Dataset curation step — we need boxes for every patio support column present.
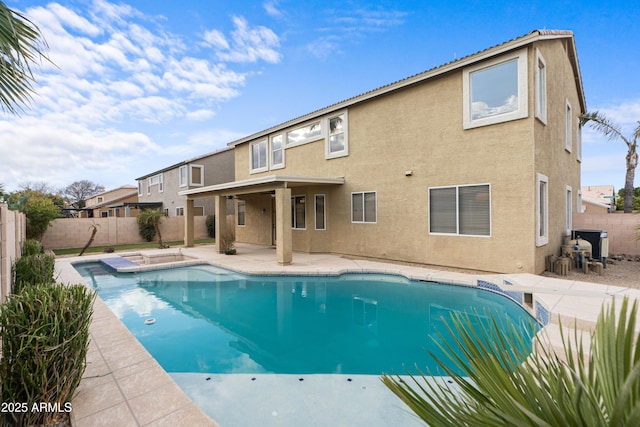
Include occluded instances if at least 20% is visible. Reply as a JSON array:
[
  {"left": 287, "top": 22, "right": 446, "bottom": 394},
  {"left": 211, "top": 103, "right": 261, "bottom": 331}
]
[
  {"left": 184, "top": 198, "right": 194, "bottom": 247},
  {"left": 275, "top": 187, "right": 292, "bottom": 265},
  {"left": 214, "top": 195, "right": 226, "bottom": 254}
]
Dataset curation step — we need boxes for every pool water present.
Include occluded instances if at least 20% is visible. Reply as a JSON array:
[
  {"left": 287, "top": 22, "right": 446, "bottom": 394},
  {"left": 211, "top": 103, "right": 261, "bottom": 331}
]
[{"left": 76, "top": 263, "right": 538, "bottom": 376}]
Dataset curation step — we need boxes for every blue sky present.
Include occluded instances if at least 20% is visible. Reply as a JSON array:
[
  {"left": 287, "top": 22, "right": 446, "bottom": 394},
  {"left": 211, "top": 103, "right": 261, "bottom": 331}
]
[{"left": 1, "top": 0, "right": 639, "bottom": 193}]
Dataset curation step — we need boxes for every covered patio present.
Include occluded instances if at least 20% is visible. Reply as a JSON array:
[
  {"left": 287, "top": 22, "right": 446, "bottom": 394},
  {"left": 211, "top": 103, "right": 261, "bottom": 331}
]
[{"left": 179, "top": 175, "right": 344, "bottom": 265}]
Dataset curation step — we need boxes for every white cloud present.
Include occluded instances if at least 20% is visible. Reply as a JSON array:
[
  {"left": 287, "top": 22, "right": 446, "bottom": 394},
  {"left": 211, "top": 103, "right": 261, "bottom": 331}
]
[
  {"left": 205, "top": 16, "right": 281, "bottom": 64},
  {"left": 263, "top": 1, "right": 285, "bottom": 18},
  {"left": 0, "top": 2, "right": 281, "bottom": 191}
]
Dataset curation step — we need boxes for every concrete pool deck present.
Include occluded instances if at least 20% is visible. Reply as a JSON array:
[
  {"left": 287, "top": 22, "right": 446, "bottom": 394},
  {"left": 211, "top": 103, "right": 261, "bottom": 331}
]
[{"left": 54, "top": 243, "right": 640, "bottom": 426}]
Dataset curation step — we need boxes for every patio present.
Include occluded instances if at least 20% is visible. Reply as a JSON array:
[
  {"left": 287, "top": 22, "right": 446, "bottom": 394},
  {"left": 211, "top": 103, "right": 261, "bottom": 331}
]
[{"left": 54, "top": 243, "right": 640, "bottom": 426}]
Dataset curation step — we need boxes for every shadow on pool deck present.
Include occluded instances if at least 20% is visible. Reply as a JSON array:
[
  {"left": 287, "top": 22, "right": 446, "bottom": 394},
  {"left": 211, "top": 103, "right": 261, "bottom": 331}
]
[{"left": 55, "top": 243, "right": 640, "bottom": 426}]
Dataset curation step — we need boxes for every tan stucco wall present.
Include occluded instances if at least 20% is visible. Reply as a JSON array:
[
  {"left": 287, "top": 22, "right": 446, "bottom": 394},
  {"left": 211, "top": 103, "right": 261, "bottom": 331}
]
[
  {"left": 232, "top": 39, "right": 583, "bottom": 274},
  {"left": 531, "top": 39, "right": 583, "bottom": 272}
]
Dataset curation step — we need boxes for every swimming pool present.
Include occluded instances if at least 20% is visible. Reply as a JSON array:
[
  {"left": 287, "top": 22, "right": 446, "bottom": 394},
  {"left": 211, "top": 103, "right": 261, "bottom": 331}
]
[{"left": 76, "top": 262, "right": 538, "bottom": 377}]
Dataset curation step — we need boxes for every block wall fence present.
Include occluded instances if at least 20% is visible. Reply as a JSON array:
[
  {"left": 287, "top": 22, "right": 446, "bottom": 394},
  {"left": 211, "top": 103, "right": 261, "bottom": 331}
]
[
  {"left": 40, "top": 215, "right": 235, "bottom": 250},
  {"left": 572, "top": 213, "right": 640, "bottom": 255},
  {"left": 0, "top": 203, "right": 27, "bottom": 301}
]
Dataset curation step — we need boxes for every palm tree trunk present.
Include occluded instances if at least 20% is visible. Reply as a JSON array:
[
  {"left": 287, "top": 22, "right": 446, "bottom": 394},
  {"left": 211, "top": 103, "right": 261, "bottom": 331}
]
[
  {"left": 155, "top": 224, "right": 164, "bottom": 248},
  {"left": 624, "top": 151, "right": 638, "bottom": 213},
  {"left": 79, "top": 227, "right": 98, "bottom": 256}
]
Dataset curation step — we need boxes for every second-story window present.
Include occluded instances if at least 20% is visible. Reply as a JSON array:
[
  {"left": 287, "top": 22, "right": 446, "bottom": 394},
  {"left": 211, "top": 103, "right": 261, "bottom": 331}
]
[
  {"left": 327, "top": 112, "right": 348, "bottom": 159},
  {"left": 463, "top": 49, "right": 527, "bottom": 129},
  {"left": 250, "top": 140, "right": 268, "bottom": 173},
  {"left": 271, "top": 135, "right": 284, "bottom": 169},
  {"left": 179, "top": 166, "right": 188, "bottom": 187}
]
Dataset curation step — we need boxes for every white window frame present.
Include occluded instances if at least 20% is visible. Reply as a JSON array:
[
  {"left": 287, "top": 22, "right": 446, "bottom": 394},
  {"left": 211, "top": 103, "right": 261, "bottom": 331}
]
[
  {"left": 250, "top": 139, "right": 268, "bottom": 174},
  {"left": 147, "top": 174, "right": 163, "bottom": 194},
  {"left": 179, "top": 166, "right": 188, "bottom": 187},
  {"left": 315, "top": 194, "right": 326, "bottom": 230},
  {"left": 565, "top": 185, "right": 573, "bottom": 235},
  {"left": 463, "top": 49, "right": 528, "bottom": 129},
  {"left": 176, "top": 207, "right": 184, "bottom": 216},
  {"left": 536, "top": 173, "right": 549, "bottom": 246},
  {"left": 428, "top": 184, "right": 492, "bottom": 237},
  {"left": 270, "top": 134, "right": 285, "bottom": 170},
  {"left": 326, "top": 111, "right": 349, "bottom": 159},
  {"left": 576, "top": 118, "right": 582, "bottom": 162},
  {"left": 137, "top": 181, "right": 143, "bottom": 196},
  {"left": 535, "top": 49, "right": 547, "bottom": 124},
  {"left": 577, "top": 189, "right": 583, "bottom": 214},
  {"left": 190, "top": 164, "right": 204, "bottom": 186},
  {"left": 291, "top": 195, "right": 306, "bottom": 230},
  {"left": 351, "top": 191, "right": 377, "bottom": 224},
  {"left": 565, "top": 99, "right": 573, "bottom": 152}
]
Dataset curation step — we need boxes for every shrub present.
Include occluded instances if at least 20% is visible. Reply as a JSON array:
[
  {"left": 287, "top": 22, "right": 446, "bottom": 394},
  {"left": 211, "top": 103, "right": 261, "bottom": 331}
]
[
  {"left": 0, "top": 283, "right": 95, "bottom": 426},
  {"left": 137, "top": 219, "right": 156, "bottom": 242},
  {"left": 21, "top": 239, "right": 44, "bottom": 256},
  {"left": 206, "top": 215, "right": 216, "bottom": 238},
  {"left": 12, "top": 253, "right": 55, "bottom": 294}
]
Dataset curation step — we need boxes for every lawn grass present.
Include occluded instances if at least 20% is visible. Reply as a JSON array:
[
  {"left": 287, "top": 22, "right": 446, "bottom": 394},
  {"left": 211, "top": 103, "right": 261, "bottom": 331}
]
[{"left": 52, "top": 238, "right": 215, "bottom": 256}]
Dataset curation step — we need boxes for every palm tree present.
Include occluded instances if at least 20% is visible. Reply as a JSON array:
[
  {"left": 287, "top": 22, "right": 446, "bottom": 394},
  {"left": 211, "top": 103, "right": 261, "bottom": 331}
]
[
  {"left": 0, "top": 1, "right": 50, "bottom": 114},
  {"left": 137, "top": 208, "right": 168, "bottom": 249},
  {"left": 381, "top": 297, "right": 640, "bottom": 426},
  {"left": 580, "top": 111, "right": 640, "bottom": 213}
]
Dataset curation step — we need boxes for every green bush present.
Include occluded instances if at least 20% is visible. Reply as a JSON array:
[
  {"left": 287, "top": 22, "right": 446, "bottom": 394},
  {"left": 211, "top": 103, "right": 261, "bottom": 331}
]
[
  {"left": 21, "top": 239, "right": 44, "bottom": 256},
  {"left": 12, "top": 253, "right": 55, "bottom": 294},
  {"left": 0, "top": 283, "right": 95, "bottom": 426},
  {"left": 206, "top": 215, "right": 216, "bottom": 238},
  {"left": 137, "top": 218, "right": 156, "bottom": 242}
]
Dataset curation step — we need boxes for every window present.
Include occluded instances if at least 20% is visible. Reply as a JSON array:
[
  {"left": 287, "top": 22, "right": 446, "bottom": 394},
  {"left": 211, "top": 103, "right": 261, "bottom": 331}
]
[
  {"left": 315, "top": 194, "right": 326, "bottom": 230},
  {"left": 137, "top": 181, "right": 142, "bottom": 196},
  {"left": 577, "top": 190, "right": 583, "bottom": 214},
  {"left": 536, "top": 174, "right": 549, "bottom": 246},
  {"left": 286, "top": 121, "right": 322, "bottom": 147},
  {"left": 429, "top": 184, "right": 491, "bottom": 236},
  {"left": 565, "top": 100, "right": 572, "bottom": 152},
  {"left": 271, "top": 135, "right": 284, "bottom": 169},
  {"left": 565, "top": 186, "right": 572, "bottom": 235},
  {"left": 190, "top": 165, "right": 204, "bottom": 186},
  {"left": 352, "top": 191, "right": 376, "bottom": 223},
  {"left": 292, "top": 196, "right": 306, "bottom": 229},
  {"left": 179, "top": 166, "right": 188, "bottom": 187},
  {"left": 237, "top": 200, "right": 245, "bottom": 226},
  {"left": 535, "top": 49, "right": 547, "bottom": 124},
  {"left": 463, "top": 49, "right": 528, "bottom": 129},
  {"left": 176, "top": 207, "right": 184, "bottom": 216},
  {"left": 97, "top": 196, "right": 104, "bottom": 203},
  {"left": 250, "top": 140, "right": 267, "bottom": 173},
  {"left": 162, "top": 208, "right": 169, "bottom": 216},
  {"left": 327, "top": 113, "right": 348, "bottom": 158},
  {"left": 147, "top": 174, "right": 163, "bottom": 194}
]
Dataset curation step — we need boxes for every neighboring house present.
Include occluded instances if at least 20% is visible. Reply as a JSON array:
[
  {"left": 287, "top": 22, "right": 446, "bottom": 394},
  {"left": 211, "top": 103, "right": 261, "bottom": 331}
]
[
  {"left": 136, "top": 147, "right": 235, "bottom": 217},
  {"left": 181, "top": 30, "right": 585, "bottom": 274},
  {"left": 581, "top": 185, "right": 616, "bottom": 213},
  {"left": 82, "top": 185, "right": 141, "bottom": 218}
]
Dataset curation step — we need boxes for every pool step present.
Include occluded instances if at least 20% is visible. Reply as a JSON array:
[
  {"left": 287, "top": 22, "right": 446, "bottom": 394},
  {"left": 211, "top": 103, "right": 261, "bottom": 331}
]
[{"left": 100, "top": 256, "right": 140, "bottom": 270}]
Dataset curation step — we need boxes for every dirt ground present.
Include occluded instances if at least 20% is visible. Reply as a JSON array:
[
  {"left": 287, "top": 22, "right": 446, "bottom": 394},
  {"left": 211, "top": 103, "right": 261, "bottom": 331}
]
[{"left": 541, "top": 257, "right": 640, "bottom": 289}]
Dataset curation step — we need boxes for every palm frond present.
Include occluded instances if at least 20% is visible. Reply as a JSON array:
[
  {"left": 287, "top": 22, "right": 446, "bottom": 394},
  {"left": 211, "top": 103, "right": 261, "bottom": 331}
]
[
  {"left": 382, "top": 297, "right": 640, "bottom": 427},
  {"left": 0, "top": 1, "right": 50, "bottom": 114}
]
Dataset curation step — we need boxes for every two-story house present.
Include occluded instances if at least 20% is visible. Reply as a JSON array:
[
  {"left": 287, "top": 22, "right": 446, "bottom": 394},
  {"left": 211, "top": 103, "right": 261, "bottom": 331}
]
[
  {"left": 180, "top": 30, "right": 585, "bottom": 274},
  {"left": 82, "top": 185, "right": 139, "bottom": 218},
  {"left": 136, "top": 147, "right": 234, "bottom": 217}
]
